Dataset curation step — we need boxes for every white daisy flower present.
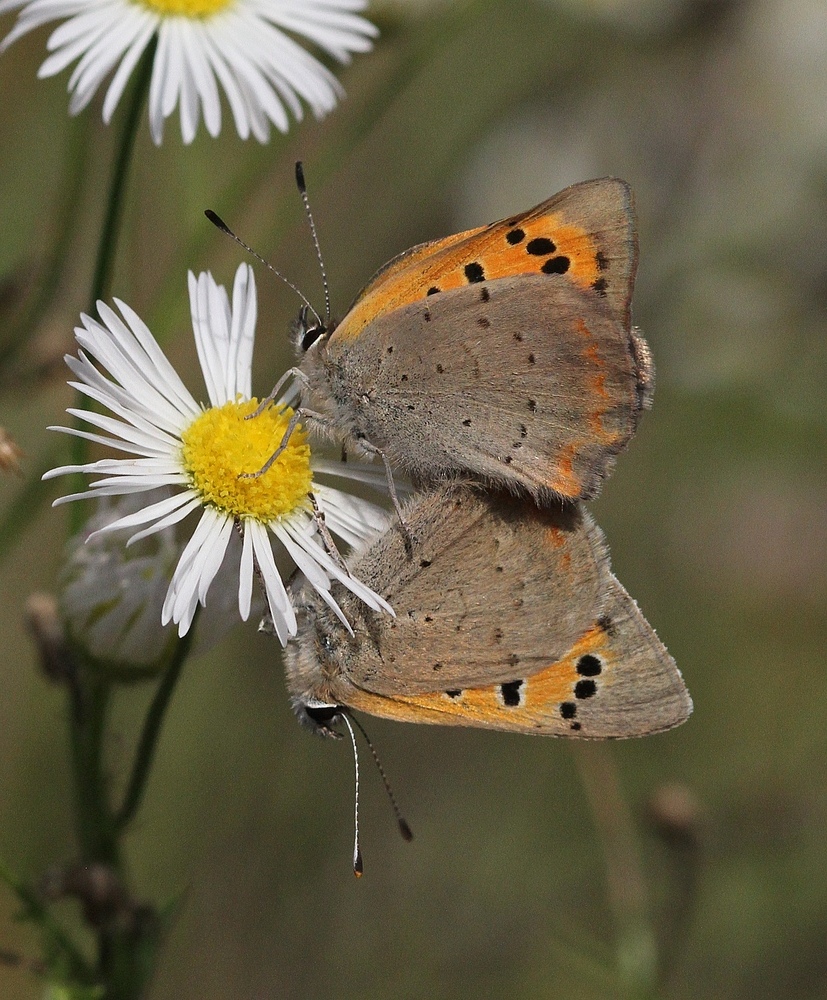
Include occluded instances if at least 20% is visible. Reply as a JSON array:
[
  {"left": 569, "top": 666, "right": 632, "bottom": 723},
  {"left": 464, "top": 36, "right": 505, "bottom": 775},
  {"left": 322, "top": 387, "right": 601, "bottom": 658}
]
[
  {"left": 59, "top": 490, "right": 255, "bottom": 664},
  {"left": 44, "top": 263, "right": 393, "bottom": 645},
  {"left": 0, "top": 0, "right": 378, "bottom": 144}
]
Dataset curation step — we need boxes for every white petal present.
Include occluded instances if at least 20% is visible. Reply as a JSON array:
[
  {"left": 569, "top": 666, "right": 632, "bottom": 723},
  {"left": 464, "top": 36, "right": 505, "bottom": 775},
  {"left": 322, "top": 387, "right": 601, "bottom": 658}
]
[
  {"left": 228, "top": 263, "right": 256, "bottom": 400},
  {"left": 125, "top": 494, "right": 202, "bottom": 545},
  {"left": 110, "top": 299, "right": 199, "bottom": 415},
  {"left": 312, "top": 483, "right": 390, "bottom": 549},
  {"left": 163, "top": 507, "right": 231, "bottom": 632},
  {"left": 276, "top": 518, "right": 392, "bottom": 615},
  {"left": 238, "top": 522, "right": 254, "bottom": 620},
  {"left": 197, "top": 24, "right": 250, "bottom": 139},
  {"left": 102, "top": 15, "right": 156, "bottom": 122},
  {"left": 47, "top": 424, "right": 162, "bottom": 457},
  {"left": 147, "top": 21, "right": 171, "bottom": 144},
  {"left": 177, "top": 17, "right": 221, "bottom": 139},
  {"left": 249, "top": 519, "right": 295, "bottom": 643},
  {"left": 88, "top": 489, "right": 198, "bottom": 536},
  {"left": 189, "top": 270, "right": 233, "bottom": 405},
  {"left": 61, "top": 403, "right": 178, "bottom": 454}
]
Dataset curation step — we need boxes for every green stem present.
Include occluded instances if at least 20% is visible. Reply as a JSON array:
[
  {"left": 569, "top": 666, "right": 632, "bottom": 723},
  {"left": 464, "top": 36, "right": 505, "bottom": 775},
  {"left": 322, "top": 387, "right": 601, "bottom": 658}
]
[
  {"left": 86, "top": 37, "right": 156, "bottom": 317},
  {"left": 68, "top": 671, "right": 120, "bottom": 868},
  {"left": 115, "top": 624, "right": 196, "bottom": 832}
]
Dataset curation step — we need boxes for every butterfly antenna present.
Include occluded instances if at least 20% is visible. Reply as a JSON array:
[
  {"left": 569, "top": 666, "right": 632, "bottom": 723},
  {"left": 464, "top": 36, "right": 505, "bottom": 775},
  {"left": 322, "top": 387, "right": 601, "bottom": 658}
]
[
  {"left": 348, "top": 712, "right": 414, "bottom": 842},
  {"left": 204, "top": 209, "right": 323, "bottom": 328},
  {"left": 294, "top": 161, "right": 332, "bottom": 328},
  {"left": 339, "top": 712, "right": 364, "bottom": 877}
]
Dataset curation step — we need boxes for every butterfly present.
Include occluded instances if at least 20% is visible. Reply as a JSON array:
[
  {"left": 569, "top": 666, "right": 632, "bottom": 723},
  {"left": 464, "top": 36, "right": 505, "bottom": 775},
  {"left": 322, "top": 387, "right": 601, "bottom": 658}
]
[
  {"left": 292, "top": 176, "right": 652, "bottom": 504},
  {"left": 285, "top": 483, "right": 691, "bottom": 739}
]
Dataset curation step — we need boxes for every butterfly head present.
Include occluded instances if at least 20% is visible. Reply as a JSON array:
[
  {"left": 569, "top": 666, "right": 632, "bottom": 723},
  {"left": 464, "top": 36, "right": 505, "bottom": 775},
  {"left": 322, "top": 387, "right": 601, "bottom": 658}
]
[
  {"left": 291, "top": 304, "right": 334, "bottom": 355},
  {"left": 293, "top": 698, "right": 347, "bottom": 738},
  {"left": 284, "top": 578, "right": 353, "bottom": 737}
]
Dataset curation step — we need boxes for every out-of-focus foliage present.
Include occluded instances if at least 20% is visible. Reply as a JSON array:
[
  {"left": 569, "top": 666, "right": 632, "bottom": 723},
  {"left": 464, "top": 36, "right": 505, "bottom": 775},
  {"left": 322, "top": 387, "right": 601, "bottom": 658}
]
[{"left": 0, "top": 0, "right": 825, "bottom": 997}]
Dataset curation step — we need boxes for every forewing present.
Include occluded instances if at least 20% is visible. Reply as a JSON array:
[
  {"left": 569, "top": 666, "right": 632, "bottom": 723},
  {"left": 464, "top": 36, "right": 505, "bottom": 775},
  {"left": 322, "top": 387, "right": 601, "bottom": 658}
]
[
  {"left": 332, "top": 178, "right": 636, "bottom": 344},
  {"left": 328, "top": 275, "right": 648, "bottom": 500}
]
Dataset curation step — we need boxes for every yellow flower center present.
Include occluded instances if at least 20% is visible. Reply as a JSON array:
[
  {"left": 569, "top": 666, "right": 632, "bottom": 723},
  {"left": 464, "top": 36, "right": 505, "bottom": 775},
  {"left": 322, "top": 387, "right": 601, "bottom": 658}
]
[
  {"left": 138, "top": 0, "right": 232, "bottom": 17},
  {"left": 181, "top": 400, "right": 313, "bottom": 522}
]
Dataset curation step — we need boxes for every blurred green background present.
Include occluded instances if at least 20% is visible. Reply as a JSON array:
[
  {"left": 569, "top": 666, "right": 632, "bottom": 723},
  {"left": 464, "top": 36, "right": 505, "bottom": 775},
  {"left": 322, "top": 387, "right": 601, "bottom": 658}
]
[{"left": 1, "top": 0, "right": 826, "bottom": 996}]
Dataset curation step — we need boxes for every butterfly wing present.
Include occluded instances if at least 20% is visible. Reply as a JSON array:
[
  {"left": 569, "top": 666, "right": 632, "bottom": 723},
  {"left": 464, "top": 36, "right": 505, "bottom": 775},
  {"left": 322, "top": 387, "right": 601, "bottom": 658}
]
[
  {"left": 285, "top": 485, "right": 691, "bottom": 738},
  {"left": 332, "top": 177, "right": 636, "bottom": 343},
  {"left": 319, "top": 275, "right": 649, "bottom": 500},
  {"left": 339, "top": 577, "right": 690, "bottom": 738}
]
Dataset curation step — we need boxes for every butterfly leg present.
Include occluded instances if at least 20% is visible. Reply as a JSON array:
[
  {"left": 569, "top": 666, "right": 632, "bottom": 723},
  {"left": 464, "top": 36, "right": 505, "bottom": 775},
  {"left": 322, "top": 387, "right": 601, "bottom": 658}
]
[
  {"left": 239, "top": 406, "right": 327, "bottom": 479},
  {"left": 247, "top": 367, "right": 309, "bottom": 419},
  {"left": 307, "top": 490, "right": 351, "bottom": 575},
  {"left": 355, "top": 438, "right": 412, "bottom": 553}
]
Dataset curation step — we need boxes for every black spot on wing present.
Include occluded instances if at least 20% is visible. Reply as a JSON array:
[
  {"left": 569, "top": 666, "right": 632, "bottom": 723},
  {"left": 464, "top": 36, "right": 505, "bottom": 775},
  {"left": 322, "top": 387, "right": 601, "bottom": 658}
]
[
  {"left": 464, "top": 262, "right": 485, "bottom": 283},
  {"left": 499, "top": 680, "right": 523, "bottom": 707},
  {"left": 506, "top": 228, "right": 525, "bottom": 245},
  {"left": 577, "top": 654, "right": 602, "bottom": 677},
  {"left": 574, "top": 679, "right": 597, "bottom": 700},
  {"left": 541, "top": 255, "right": 570, "bottom": 275},
  {"left": 527, "top": 237, "right": 556, "bottom": 255}
]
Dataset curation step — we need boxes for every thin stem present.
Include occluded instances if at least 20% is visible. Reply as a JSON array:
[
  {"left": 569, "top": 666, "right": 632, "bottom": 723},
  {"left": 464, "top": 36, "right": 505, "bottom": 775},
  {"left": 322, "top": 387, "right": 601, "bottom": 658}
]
[
  {"left": 87, "top": 37, "right": 156, "bottom": 317},
  {"left": 68, "top": 671, "right": 120, "bottom": 868},
  {"left": 574, "top": 744, "right": 658, "bottom": 999},
  {"left": 115, "top": 623, "right": 196, "bottom": 832}
]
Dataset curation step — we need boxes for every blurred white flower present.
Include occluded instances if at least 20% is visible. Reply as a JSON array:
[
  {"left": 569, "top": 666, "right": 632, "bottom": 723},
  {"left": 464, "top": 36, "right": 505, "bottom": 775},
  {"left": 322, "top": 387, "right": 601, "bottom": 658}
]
[
  {"left": 0, "top": 0, "right": 377, "bottom": 143},
  {"left": 45, "top": 263, "right": 392, "bottom": 645}
]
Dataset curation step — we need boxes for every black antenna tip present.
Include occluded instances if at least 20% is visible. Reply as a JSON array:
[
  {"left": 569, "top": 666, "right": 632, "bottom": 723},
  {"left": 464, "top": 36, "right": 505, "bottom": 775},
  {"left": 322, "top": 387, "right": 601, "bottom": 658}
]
[
  {"left": 398, "top": 819, "right": 414, "bottom": 842},
  {"left": 205, "top": 209, "right": 230, "bottom": 234},
  {"left": 353, "top": 850, "right": 364, "bottom": 878},
  {"left": 295, "top": 161, "right": 306, "bottom": 192}
]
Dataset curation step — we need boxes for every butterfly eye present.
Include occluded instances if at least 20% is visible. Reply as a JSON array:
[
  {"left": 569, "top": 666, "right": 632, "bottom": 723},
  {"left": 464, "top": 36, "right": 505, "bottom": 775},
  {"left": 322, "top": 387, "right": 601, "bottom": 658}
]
[
  {"left": 290, "top": 304, "right": 327, "bottom": 354},
  {"left": 302, "top": 702, "right": 345, "bottom": 738},
  {"left": 300, "top": 324, "right": 325, "bottom": 352}
]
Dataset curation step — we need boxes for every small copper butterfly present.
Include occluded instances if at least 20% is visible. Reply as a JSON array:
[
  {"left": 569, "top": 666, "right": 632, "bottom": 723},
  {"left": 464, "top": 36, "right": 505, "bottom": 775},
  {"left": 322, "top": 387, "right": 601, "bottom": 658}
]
[
  {"left": 285, "top": 483, "right": 691, "bottom": 738},
  {"left": 292, "top": 175, "right": 652, "bottom": 503}
]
